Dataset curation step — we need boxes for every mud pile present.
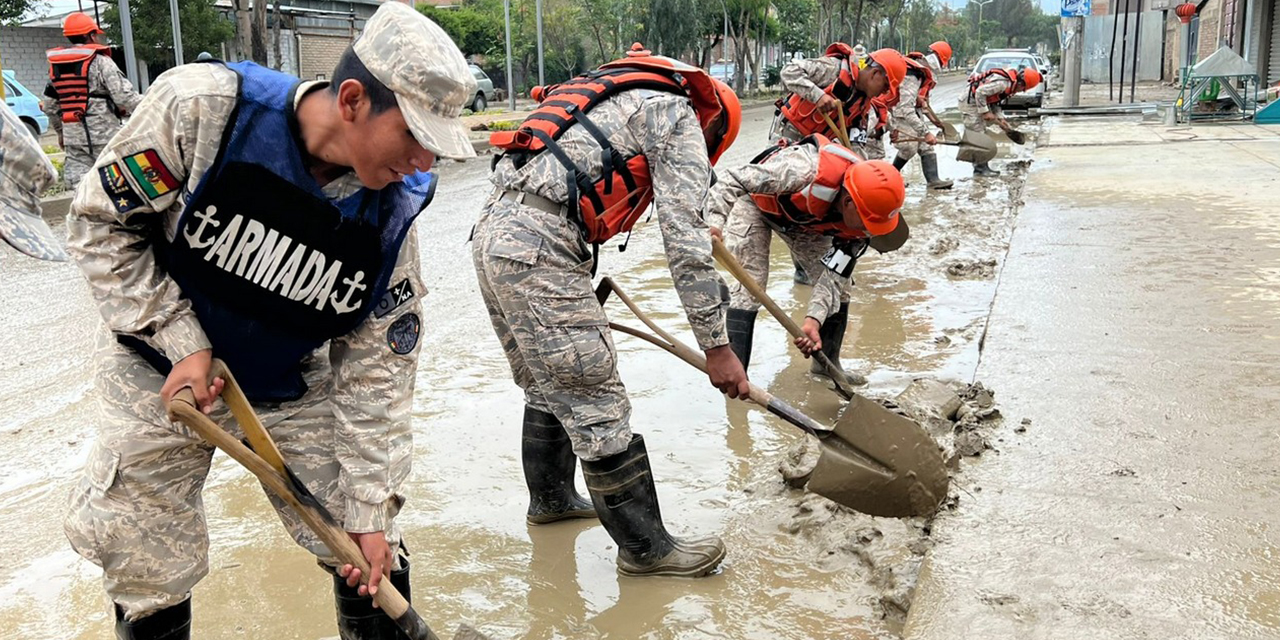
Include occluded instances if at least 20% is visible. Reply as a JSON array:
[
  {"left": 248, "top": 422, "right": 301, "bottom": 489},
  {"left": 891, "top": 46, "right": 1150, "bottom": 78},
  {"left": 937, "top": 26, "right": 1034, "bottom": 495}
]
[{"left": 776, "top": 378, "right": 1006, "bottom": 629}]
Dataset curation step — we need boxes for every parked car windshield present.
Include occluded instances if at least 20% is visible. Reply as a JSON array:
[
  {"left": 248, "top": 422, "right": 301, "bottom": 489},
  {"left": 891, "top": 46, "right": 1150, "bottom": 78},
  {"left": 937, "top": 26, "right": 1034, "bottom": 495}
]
[{"left": 977, "top": 55, "right": 1037, "bottom": 73}]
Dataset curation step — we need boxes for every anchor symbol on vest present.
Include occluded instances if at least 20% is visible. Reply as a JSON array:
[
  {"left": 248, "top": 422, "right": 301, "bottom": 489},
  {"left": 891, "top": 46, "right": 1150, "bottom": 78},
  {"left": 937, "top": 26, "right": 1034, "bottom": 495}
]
[
  {"left": 184, "top": 206, "right": 221, "bottom": 249},
  {"left": 330, "top": 271, "right": 366, "bottom": 314}
]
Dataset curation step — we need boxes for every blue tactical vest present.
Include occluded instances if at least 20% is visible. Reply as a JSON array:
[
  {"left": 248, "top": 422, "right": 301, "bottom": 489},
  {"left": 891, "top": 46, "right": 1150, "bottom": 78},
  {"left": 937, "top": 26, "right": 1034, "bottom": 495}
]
[{"left": 122, "top": 61, "right": 434, "bottom": 402}]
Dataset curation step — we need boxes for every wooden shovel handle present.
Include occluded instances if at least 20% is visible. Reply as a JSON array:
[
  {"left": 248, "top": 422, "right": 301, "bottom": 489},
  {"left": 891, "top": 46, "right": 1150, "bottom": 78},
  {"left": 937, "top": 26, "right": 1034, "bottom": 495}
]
[
  {"left": 166, "top": 388, "right": 440, "bottom": 640},
  {"left": 710, "top": 238, "right": 854, "bottom": 401},
  {"left": 819, "top": 110, "right": 853, "bottom": 149},
  {"left": 607, "top": 321, "right": 828, "bottom": 437}
]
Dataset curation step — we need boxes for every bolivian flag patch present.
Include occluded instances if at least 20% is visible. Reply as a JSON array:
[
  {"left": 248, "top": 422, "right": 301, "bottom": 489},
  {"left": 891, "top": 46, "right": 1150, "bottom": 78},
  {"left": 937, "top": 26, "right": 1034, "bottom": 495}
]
[{"left": 122, "top": 149, "right": 179, "bottom": 199}]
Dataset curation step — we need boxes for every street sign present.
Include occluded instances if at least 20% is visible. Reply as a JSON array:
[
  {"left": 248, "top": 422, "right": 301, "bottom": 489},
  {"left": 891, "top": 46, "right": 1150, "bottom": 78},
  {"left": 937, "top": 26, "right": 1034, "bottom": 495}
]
[{"left": 1062, "top": 0, "right": 1091, "bottom": 16}]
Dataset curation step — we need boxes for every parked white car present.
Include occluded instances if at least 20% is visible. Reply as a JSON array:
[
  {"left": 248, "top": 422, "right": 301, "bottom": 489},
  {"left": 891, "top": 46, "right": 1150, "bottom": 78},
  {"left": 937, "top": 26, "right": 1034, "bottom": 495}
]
[{"left": 972, "top": 49, "right": 1049, "bottom": 109}]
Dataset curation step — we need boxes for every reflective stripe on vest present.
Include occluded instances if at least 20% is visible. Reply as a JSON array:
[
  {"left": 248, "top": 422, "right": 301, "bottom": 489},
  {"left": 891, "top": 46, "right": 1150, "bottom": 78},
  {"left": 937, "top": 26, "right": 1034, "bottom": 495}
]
[
  {"left": 778, "top": 56, "right": 872, "bottom": 139},
  {"left": 749, "top": 134, "right": 867, "bottom": 239}
]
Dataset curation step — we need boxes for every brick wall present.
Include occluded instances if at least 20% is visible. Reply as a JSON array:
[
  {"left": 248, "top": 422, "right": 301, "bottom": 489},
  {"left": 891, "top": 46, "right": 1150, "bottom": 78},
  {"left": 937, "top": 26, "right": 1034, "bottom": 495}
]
[
  {"left": 1, "top": 26, "right": 69, "bottom": 93},
  {"left": 298, "top": 32, "right": 354, "bottom": 81}
]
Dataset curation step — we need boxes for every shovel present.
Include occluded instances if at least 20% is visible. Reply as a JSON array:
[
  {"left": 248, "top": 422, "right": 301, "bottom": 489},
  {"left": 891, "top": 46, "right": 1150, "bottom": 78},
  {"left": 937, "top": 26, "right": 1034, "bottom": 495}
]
[
  {"left": 595, "top": 277, "right": 948, "bottom": 518},
  {"left": 710, "top": 237, "right": 858, "bottom": 400},
  {"left": 900, "top": 129, "right": 997, "bottom": 165},
  {"left": 819, "top": 110, "right": 853, "bottom": 149},
  {"left": 166, "top": 360, "right": 488, "bottom": 640},
  {"left": 1005, "top": 129, "right": 1028, "bottom": 145}
]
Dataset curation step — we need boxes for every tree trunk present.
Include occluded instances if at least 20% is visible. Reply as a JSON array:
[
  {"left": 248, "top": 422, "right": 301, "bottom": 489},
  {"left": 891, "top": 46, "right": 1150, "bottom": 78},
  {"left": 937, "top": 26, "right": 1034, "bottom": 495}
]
[
  {"left": 271, "top": 1, "right": 283, "bottom": 70},
  {"left": 853, "top": 0, "right": 865, "bottom": 45},
  {"left": 234, "top": 0, "right": 252, "bottom": 60},
  {"left": 251, "top": 0, "right": 269, "bottom": 64}
]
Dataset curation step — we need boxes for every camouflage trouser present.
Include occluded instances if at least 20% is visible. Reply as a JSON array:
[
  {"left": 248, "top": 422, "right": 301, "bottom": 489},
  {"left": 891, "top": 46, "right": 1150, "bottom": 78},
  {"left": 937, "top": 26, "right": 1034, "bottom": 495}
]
[
  {"left": 65, "top": 330, "right": 404, "bottom": 621},
  {"left": 62, "top": 117, "right": 123, "bottom": 190},
  {"left": 723, "top": 199, "right": 849, "bottom": 324},
  {"left": 891, "top": 108, "right": 934, "bottom": 161},
  {"left": 471, "top": 195, "right": 631, "bottom": 462},
  {"left": 857, "top": 134, "right": 887, "bottom": 160},
  {"left": 959, "top": 99, "right": 998, "bottom": 137}
]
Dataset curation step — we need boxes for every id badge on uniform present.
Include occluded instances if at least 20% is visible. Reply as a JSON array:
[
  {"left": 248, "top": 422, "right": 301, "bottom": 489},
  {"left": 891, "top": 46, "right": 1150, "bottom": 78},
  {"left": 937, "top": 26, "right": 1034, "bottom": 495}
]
[
  {"left": 849, "top": 128, "right": 869, "bottom": 145},
  {"left": 821, "top": 242, "right": 858, "bottom": 278}
]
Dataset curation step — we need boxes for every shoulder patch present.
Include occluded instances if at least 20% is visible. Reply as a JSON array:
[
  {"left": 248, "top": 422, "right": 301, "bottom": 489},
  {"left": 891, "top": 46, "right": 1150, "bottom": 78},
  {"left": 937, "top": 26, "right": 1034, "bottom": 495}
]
[
  {"left": 122, "top": 149, "right": 179, "bottom": 200},
  {"left": 373, "top": 278, "right": 415, "bottom": 319},
  {"left": 387, "top": 312, "right": 421, "bottom": 355},
  {"left": 99, "top": 162, "right": 145, "bottom": 213}
]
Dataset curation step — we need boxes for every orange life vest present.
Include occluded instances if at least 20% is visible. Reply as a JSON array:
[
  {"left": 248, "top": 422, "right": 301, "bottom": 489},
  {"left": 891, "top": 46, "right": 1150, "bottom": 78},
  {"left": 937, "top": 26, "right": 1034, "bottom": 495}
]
[
  {"left": 490, "top": 55, "right": 722, "bottom": 244},
  {"left": 904, "top": 53, "right": 937, "bottom": 106},
  {"left": 967, "top": 68, "right": 1019, "bottom": 105},
  {"left": 777, "top": 43, "right": 874, "bottom": 139},
  {"left": 46, "top": 44, "right": 113, "bottom": 123},
  {"left": 749, "top": 134, "right": 868, "bottom": 241}
]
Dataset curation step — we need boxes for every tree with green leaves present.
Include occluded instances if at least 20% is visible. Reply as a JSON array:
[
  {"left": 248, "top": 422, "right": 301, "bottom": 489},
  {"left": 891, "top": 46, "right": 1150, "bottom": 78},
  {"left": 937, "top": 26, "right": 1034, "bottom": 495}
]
[
  {"left": 104, "top": 0, "right": 234, "bottom": 67},
  {"left": 1, "top": 0, "right": 40, "bottom": 25}
]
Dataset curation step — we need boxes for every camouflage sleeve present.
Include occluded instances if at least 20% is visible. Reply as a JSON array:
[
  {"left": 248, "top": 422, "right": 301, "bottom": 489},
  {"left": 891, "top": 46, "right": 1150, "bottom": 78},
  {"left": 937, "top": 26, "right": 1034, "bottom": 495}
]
[
  {"left": 328, "top": 226, "right": 424, "bottom": 533},
  {"left": 92, "top": 56, "right": 144, "bottom": 113},
  {"left": 639, "top": 95, "right": 729, "bottom": 351},
  {"left": 66, "top": 66, "right": 237, "bottom": 363},
  {"left": 706, "top": 146, "right": 817, "bottom": 230},
  {"left": 975, "top": 79, "right": 1011, "bottom": 113},
  {"left": 781, "top": 57, "right": 842, "bottom": 105},
  {"left": 41, "top": 83, "right": 62, "bottom": 136}
]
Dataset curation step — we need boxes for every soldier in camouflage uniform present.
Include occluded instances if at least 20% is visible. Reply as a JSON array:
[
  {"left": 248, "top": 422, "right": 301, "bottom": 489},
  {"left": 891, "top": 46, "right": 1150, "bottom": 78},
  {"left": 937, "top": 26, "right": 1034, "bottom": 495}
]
[
  {"left": 959, "top": 66, "right": 1041, "bottom": 177},
  {"left": 707, "top": 136, "right": 906, "bottom": 389},
  {"left": 42, "top": 13, "right": 143, "bottom": 191},
  {"left": 63, "top": 4, "right": 475, "bottom": 639},
  {"left": 772, "top": 46, "right": 905, "bottom": 285},
  {"left": 0, "top": 101, "right": 67, "bottom": 261},
  {"left": 473, "top": 47, "right": 748, "bottom": 578},
  {"left": 889, "top": 44, "right": 954, "bottom": 190}
]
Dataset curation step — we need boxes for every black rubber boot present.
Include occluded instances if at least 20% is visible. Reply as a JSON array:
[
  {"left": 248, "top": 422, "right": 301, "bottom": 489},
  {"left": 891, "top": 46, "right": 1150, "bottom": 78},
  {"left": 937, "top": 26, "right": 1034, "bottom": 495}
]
[
  {"left": 582, "top": 435, "right": 726, "bottom": 578},
  {"left": 792, "top": 259, "right": 812, "bottom": 285},
  {"left": 920, "top": 152, "right": 954, "bottom": 190},
  {"left": 115, "top": 599, "right": 191, "bottom": 640},
  {"left": 726, "top": 308, "right": 757, "bottom": 373},
  {"left": 892, "top": 155, "right": 908, "bottom": 171},
  {"left": 973, "top": 161, "right": 1001, "bottom": 177},
  {"left": 334, "top": 556, "right": 414, "bottom": 640},
  {"left": 808, "top": 303, "right": 867, "bottom": 386},
  {"left": 522, "top": 406, "right": 596, "bottom": 525}
]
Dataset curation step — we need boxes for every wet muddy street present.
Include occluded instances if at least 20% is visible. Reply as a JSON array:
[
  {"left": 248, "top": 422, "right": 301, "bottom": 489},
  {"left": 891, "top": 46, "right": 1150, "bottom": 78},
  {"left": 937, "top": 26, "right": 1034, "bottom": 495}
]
[{"left": 0, "top": 77, "right": 1037, "bottom": 640}]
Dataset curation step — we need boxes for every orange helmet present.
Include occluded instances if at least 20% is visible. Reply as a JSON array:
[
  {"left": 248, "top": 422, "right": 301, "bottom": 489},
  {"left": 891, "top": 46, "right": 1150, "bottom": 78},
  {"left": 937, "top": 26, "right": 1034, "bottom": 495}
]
[
  {"left": 707, "top": 78, "right": 741, "bottom": 165},
  {"left": 929, "top": 41, "right": 953, "bottom": 67},
  {"left": 867, "top": 49, "right": 908, "bottom": 94},
  {"left": 843, "top": 159, "right": 905, "bottom": 236},
  {"left": 1019, "top": 67, "right": 1043, "bottom": 90},
  {"left": 63, "top": 12, "right": 103, "bottom": 37}
]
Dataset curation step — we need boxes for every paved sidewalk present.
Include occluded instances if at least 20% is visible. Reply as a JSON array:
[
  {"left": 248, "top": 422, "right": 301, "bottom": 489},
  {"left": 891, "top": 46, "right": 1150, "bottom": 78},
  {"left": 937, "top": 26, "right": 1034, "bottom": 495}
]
[{"left": 904, "top": 117, "right": 1280, "bottom": 640}]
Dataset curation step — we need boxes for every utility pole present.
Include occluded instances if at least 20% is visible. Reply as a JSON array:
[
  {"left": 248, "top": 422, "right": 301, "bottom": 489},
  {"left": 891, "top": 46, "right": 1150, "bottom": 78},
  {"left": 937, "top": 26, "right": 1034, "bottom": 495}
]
[
  {"left": 535, "top": 0, "right": 545, "bottom": 86},
  {"left": 169, "top": 0, "right": 185, "bottom": 66},
  {"left": 1062, "top": 15, "right": 1083, "bottom": 106},
  {"left": 118, "top": 0, "right": 141, "bottom": 88},
  {"left": 503, "top": 0, "right": 516, "bottom": 110},
  {"left": 975, "top": 0, "right": 994, "bottom": 52}
]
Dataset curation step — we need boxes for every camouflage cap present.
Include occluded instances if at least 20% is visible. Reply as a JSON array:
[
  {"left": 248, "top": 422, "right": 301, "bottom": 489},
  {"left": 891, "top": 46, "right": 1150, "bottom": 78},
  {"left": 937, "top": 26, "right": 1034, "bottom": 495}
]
[
  {"left": 0, "top": 103, "right": 65, "bottom": 262},
  {"left": 354, "top": 1, "right": 478, "bottom": 159}
]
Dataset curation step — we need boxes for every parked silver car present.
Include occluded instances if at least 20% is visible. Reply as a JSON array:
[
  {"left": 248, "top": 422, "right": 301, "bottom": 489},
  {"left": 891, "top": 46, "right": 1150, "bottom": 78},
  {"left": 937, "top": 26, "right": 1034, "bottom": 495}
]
[
  {"left": 972, "top": 50, "right": 1047, "bottom": 109},
  {"left": 468, "top": 64, "right": 496, "bottom": 112}
]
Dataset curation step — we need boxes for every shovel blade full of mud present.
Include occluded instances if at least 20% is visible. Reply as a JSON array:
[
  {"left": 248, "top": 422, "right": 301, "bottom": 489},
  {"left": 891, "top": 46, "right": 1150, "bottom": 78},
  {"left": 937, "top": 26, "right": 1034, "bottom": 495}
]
[{"left": 804, "top": 394, "right": 950, "bottom": 518}]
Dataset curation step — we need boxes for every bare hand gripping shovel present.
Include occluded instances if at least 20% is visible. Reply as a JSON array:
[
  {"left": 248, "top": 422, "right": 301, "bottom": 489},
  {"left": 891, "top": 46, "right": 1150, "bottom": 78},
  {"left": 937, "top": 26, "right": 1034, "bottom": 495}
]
[
  {"left": 595, "top": 278, "right": 948, "bottom": 518},
  {"left": 166, "top": 360, "right": 489, "bottom": 640}
]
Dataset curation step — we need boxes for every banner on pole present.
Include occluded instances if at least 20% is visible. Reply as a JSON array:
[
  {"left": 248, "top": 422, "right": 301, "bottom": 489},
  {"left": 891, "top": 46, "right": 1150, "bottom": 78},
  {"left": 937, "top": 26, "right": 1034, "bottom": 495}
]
[{"left": 1061, "top": 0, "right": 1091, "bottom": 16}]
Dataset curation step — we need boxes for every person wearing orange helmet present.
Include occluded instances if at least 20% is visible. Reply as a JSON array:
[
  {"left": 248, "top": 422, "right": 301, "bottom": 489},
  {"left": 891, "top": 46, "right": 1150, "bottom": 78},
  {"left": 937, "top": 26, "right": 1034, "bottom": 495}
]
[
  {"left": 706, "top": 134, "right": 907, "bottom": 388},
  {"left": 41, "top": 12, "right": 142, "bottom": 190},
  {"left": 960, "top": 65, "right": 1042, "bottom": 176},
  {"left": 890, "top": 43, "right": 954, "bottom": 190},
  {"left": 473, "top": 43, "right": 746, "bottom": 579},
  {"left": 772, "top": 44, "right": 908, "bottom": 145}
]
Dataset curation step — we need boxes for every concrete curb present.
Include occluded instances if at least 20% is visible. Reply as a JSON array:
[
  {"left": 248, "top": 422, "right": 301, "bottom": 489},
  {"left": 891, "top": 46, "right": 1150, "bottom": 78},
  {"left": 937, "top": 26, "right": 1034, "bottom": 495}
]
[{"left": 39, "top": 192, "right": 73, "bottom": 224}]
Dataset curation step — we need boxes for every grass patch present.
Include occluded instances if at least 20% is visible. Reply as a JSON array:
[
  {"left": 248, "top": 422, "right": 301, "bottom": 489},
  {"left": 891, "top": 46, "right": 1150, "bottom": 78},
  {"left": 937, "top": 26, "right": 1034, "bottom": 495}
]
[{"left": 485, "top": 120, "right": 520, "bottom": 131}]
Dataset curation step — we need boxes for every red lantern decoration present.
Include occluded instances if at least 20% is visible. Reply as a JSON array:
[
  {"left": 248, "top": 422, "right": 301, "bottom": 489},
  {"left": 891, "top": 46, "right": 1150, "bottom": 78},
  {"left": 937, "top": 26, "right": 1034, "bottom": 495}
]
[{"left": 1175, "top": 2, "right": 1197, "bottom": 24}]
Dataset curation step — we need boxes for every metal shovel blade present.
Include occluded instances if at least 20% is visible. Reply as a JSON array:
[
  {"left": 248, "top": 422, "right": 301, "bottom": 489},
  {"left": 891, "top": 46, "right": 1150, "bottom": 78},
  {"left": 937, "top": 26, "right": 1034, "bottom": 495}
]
[
  {"left": 954, "top": 129, "right": 998, "bottom": 165},
  {"left": 805, "top": 394, "right": 950, "bottom": 517}
]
